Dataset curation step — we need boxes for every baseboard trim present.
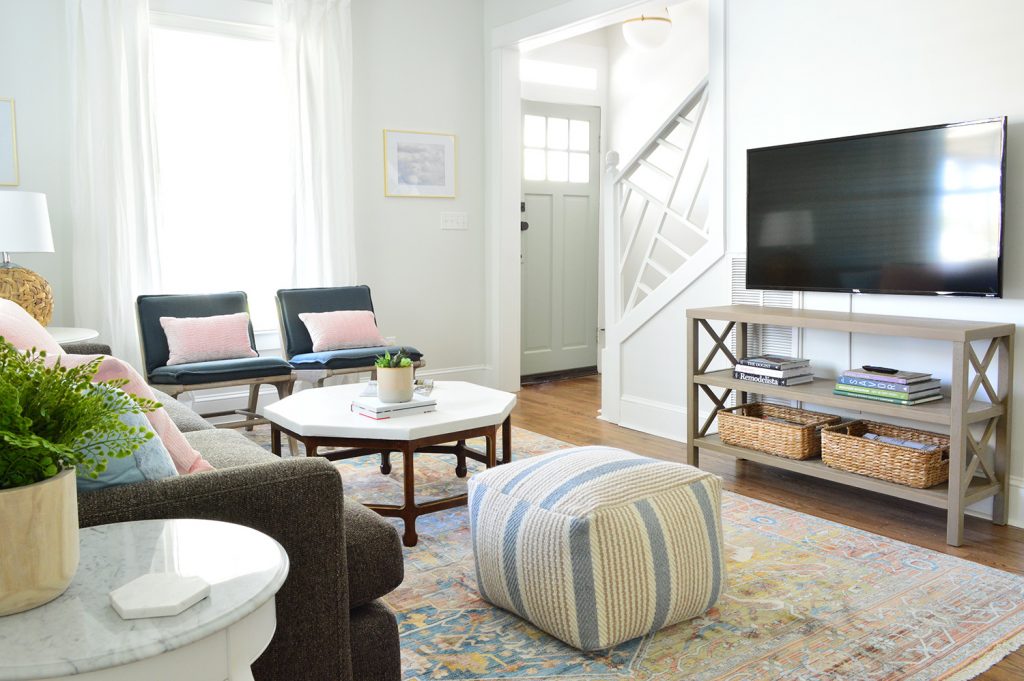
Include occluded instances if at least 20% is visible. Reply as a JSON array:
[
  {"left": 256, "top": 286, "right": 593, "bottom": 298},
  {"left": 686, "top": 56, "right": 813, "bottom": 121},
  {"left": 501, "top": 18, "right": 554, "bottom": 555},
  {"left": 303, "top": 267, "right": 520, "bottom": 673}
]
[
  {"left": 184, "top": 364, "right": 492, "bottom": 415},
  {"left": 617, "top": 395, "right": 687, "bottom": 442}
]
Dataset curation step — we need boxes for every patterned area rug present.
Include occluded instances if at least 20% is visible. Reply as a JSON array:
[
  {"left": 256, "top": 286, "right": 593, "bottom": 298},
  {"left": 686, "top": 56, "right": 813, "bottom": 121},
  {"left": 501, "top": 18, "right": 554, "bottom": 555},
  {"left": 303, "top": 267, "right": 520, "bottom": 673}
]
[{"left": 247, "top": 426, "right": 1024, "bottom": 680}]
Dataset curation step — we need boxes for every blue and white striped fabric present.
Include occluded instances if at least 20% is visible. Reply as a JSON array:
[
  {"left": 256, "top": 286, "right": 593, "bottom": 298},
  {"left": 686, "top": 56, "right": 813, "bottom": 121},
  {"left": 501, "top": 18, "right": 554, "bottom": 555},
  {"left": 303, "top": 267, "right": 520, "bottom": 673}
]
[{"left": 468, "top": 446, "right": 724, "bottom": 651}]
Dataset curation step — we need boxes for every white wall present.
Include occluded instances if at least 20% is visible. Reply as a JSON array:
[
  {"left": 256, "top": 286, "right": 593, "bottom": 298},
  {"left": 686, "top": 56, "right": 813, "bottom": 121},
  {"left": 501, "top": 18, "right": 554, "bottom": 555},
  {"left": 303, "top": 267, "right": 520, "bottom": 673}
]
[
  {"left": 0, "top": 0, "right": 72, "bottom": 325},
  {"left": 606, "top": 0, "right": 708, "bottom": 164},
  {"left": 724, "top": 0, "right": 1024, "bottom": 525},
  {"left": 606, "top": 0, "right": 711, "bottom": 440},
  {"left": 352, "top": 0, "right": 487, "bottom": 381}
]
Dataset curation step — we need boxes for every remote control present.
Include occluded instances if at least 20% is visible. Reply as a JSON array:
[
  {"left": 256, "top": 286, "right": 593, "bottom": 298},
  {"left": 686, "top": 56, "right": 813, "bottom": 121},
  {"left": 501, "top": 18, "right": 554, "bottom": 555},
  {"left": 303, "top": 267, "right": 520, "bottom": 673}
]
[{"left": 862, "top": 365, "right": 899, "bottom": 374}]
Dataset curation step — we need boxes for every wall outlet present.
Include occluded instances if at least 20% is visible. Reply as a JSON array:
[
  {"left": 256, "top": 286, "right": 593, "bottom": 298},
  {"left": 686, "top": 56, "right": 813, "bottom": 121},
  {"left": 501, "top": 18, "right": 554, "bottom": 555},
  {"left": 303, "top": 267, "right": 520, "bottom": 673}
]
[{"left": 440, "top": 212, "right": 468, "bottom": 231}]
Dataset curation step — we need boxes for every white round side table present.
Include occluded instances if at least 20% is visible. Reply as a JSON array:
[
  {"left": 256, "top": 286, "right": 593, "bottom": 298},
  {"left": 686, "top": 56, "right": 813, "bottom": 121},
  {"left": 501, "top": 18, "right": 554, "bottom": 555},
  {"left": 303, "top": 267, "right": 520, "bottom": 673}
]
[
  {"left": 46, "top": 327, "right": 99, "bottom": 345},
  {"left": 0, "top": 519, "right": 289, "bottom": 681}
]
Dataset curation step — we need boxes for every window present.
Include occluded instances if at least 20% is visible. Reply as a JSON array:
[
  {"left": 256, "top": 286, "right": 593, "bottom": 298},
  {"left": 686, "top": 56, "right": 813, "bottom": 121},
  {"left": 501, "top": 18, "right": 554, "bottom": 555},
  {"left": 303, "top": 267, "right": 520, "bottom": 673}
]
[
  {"left": 150, "top": 22, "right": 290, "bottom": 330},
  {"left": 523, "top": 114, "right": 590, "bottom": 183}
]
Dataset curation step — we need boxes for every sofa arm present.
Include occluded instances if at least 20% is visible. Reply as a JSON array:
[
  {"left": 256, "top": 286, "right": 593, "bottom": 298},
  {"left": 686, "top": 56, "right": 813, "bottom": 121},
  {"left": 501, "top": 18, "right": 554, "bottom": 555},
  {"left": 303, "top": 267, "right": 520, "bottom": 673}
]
[
  {"left": 78, "top": 458, "right": 353, "bottom": 681},
  {"left": 60, "top": 341, "right": 112, "bottom": 355}
]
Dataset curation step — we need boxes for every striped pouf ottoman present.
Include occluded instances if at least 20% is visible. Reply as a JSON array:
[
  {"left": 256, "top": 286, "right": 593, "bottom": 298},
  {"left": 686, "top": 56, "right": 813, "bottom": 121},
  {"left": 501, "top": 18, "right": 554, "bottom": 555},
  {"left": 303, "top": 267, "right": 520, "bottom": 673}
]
[{"left": 467, "top": 446, "right": 724, "bottom": 651}]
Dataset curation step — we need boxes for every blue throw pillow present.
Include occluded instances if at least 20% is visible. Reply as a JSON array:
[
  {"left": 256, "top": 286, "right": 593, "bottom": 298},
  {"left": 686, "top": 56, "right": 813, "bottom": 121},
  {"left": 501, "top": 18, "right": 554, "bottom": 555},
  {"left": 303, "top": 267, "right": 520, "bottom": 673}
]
[{"left": 76, "top": 388, "right": 178, "bottom": 493}]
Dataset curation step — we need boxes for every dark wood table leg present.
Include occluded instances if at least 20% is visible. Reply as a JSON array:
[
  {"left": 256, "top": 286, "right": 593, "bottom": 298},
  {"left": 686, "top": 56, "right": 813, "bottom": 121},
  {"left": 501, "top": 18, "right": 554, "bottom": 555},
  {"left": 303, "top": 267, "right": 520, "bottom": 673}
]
[
  {"left": 271, "top": 426, "right": 282, "bottom": 456},
  {"left": 307, "top": 443, "right": 318, "bottom": 458},
  {"left": 501, "top": 415, "right": 512, "bottom": 464},
  {"left": 455, "top": 439, "right": 468, "bottom": 478},
  {"left": 400, "top": 442, "right": 418, "bottom": 547},
  {"left": 380, "top": 451, "right": 392, "bottom": 475},
  {"left": 486, "top": 427, "right": 497, "bottom": 468}
]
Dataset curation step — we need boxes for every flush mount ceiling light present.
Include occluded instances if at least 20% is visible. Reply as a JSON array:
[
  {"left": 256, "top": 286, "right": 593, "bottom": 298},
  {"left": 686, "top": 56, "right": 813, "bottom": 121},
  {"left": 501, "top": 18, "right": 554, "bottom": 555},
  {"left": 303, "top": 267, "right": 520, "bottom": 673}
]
[{"left": 622, "top": 11, "right": 673, "bottom": 50}]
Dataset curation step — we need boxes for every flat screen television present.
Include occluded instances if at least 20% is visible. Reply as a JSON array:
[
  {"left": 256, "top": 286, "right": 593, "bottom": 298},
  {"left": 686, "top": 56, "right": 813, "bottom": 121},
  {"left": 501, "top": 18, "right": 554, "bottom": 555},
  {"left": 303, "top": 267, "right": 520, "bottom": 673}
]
[{"left": 746, "top": 117, "right": 1006, "bottom": 297}]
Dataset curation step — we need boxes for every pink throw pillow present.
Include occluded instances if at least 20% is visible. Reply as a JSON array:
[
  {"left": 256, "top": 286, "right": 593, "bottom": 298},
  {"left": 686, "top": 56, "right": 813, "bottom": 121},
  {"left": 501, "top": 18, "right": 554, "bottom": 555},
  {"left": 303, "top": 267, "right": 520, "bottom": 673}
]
[
  {"left": 299, "top": 310, "right": 386, "bottom": 353},
  {"left": 51, "top": 353, "right": 215, "bottom": 475},
  {"left": 0, "top": 298, "right": 63, "bottom": 355},
  {"left": 160, "top": 312, "right": 258, "bottom": 366}
]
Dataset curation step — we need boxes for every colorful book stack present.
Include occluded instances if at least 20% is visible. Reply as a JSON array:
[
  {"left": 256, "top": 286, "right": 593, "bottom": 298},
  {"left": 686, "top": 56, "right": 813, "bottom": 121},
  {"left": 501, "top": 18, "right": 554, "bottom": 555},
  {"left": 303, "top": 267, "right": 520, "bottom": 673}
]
[
  {"left": 834, "top": 368, "right": 943, "bottom": 406},
  {"left": 733, "top": 355, "right": 813, "bottom": 386}
]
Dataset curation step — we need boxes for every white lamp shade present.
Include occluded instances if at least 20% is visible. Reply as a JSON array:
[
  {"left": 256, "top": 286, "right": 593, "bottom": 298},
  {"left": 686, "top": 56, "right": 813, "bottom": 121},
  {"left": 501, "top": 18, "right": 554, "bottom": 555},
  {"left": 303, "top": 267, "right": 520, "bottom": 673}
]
[
  {"left": 622, "top": 16, "right": 673, "bottom": 50},
  {"left": 0, "top": 191, "right": 54, "bottom": 253}
]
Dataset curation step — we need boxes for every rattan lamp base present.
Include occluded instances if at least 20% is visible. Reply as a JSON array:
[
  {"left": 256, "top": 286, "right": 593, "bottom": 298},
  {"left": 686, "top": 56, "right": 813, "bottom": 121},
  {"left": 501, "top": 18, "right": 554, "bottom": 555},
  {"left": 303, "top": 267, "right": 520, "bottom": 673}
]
[{"left": 0, "top": 263, "right": 54, "bottom": 326}]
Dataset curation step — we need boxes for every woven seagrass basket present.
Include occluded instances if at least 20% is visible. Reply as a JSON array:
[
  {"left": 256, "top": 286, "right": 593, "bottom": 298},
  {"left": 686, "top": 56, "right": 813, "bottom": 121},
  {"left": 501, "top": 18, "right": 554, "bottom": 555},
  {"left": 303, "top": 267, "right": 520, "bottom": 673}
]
[
  {"left": 821, "top": 420, "right": 950, "bottom": 488},
  {"left": 718, "top": 402, "right": 842, "bottom": 460}
]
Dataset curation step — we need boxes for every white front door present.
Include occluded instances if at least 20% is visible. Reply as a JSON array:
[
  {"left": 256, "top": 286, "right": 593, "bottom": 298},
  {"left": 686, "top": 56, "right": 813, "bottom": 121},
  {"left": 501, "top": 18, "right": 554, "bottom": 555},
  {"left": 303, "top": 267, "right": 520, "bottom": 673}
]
[{"left": 520, "top": 101, "right": 601, "bottom": 377}]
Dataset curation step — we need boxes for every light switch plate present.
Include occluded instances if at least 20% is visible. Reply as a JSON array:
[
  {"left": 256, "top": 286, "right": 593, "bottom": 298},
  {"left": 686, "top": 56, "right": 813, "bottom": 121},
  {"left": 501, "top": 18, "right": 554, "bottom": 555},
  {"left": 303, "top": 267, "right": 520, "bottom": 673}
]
[{"left": 440, "top": 212, "right": 468, "bottom": 231}]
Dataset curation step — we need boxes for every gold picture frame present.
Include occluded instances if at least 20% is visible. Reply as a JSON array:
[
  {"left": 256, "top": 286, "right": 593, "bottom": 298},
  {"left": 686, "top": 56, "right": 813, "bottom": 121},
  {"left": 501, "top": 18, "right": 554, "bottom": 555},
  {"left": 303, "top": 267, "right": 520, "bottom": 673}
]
[
  {"left": 383, "top": 129, "right": 456, "bottom": 198},
  {"left": 0, "top": 97, "right": 19, "bottom": 187}
]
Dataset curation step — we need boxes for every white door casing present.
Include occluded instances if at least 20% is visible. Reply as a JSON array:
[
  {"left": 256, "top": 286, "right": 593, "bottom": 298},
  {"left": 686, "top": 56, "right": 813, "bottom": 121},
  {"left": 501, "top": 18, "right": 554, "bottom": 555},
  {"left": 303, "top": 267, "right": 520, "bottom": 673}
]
[{"left": 521, "top": 100, "right": 601, "bottom": 376}]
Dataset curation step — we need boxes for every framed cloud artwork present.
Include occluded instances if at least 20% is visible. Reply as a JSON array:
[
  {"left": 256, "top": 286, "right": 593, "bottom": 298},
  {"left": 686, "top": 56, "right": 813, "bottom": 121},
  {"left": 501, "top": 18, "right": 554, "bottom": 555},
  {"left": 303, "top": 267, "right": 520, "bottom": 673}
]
[{"left": 383, "top": 130, "right": 456, "bottom": 198}]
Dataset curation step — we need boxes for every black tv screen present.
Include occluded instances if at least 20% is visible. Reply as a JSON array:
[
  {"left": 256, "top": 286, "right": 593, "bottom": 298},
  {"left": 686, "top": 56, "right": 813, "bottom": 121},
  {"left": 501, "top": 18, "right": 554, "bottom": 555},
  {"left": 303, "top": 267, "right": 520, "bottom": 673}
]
[{"left": 746, "top": 118, "right": 1006, "bottom": 297}]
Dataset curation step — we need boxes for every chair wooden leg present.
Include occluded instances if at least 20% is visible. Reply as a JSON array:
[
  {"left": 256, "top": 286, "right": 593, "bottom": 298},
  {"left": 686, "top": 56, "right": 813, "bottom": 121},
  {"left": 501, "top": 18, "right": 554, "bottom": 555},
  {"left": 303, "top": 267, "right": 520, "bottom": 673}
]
[
  {"left": 245, "top": 384, "right": 260, "bottom": 431},
  {"left": 274, "top": 380, "right": 299, "bottom": 456}
]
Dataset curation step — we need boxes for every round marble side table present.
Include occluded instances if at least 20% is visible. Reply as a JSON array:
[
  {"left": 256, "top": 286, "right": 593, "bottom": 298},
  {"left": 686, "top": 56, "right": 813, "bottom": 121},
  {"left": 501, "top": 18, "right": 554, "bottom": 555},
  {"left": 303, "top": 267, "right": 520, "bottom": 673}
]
[
  {"left": 46, "top": 327, "right": 100, "bottom": 345},
  {"left": 0, "top": 519, "right": 289, "bottom": 681}
]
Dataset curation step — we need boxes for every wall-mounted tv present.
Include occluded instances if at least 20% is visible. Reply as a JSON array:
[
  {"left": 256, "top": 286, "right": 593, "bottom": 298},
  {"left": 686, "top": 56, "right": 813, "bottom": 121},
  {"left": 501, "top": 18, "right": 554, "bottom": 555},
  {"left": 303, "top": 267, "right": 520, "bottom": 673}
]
[{"left": 746, "top": 117, "right": 1006, "bottom": 297}]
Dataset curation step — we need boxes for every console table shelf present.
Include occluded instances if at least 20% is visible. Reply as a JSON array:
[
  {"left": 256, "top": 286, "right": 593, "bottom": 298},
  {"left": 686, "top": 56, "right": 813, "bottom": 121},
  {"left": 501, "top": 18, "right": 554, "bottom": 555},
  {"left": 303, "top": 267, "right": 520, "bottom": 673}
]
[{"left": 686, "top": 305, "right": 1015, "bottom": 547}]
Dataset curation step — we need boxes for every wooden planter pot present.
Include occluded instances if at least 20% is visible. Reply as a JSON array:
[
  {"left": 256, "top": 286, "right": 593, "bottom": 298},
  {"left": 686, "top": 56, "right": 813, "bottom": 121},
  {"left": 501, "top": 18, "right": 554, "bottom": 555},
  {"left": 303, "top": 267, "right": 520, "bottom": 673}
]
[
  {"left": 377, "top": 365, "right": 415, "bottom": 403},
  {"left": 0, "top": 469, "right": 79, "bottom": 615}
]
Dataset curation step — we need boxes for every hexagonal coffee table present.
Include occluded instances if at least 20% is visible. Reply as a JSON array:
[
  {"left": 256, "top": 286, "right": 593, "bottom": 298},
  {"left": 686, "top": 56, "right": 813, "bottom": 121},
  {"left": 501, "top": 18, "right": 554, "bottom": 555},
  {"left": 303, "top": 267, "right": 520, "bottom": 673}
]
[{"left": 261, "top": 381, "right": 516, "bottom": 546}]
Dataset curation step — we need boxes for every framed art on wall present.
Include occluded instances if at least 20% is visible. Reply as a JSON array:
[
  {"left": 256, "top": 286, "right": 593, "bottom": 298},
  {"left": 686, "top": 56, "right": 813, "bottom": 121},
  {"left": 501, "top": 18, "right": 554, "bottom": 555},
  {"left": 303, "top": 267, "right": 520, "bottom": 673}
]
[
  {"left": 0, "top": 98, "right": 19, "bottom": 186},
  {"left": 383, "top": 129, "right": 456, "bottom": 198}
]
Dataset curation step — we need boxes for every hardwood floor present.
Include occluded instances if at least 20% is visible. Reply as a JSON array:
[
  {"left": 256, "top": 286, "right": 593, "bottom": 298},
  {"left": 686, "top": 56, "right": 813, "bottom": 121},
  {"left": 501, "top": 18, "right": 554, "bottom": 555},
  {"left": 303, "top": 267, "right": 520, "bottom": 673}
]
[{"left": 511, "top": 375, "right": 1024, "bottom": 680}]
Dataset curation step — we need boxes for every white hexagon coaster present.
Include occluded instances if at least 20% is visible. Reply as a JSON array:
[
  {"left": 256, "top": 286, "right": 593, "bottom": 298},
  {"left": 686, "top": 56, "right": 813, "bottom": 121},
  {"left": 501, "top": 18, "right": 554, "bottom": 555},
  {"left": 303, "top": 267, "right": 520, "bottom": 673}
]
[{"left": 109, "top": 573, "right": 210, "bottom": 620}]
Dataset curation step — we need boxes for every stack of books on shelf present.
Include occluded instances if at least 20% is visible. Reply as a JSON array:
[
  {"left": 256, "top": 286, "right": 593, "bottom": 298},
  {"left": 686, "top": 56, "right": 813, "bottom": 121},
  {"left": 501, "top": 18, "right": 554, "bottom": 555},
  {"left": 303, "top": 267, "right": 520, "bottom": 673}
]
[
  {"left": 834, "top": 367, "right": 943, "bottom": 406},
  {"left": 733, "top": 355, "right": 813, "bottom": 386}
]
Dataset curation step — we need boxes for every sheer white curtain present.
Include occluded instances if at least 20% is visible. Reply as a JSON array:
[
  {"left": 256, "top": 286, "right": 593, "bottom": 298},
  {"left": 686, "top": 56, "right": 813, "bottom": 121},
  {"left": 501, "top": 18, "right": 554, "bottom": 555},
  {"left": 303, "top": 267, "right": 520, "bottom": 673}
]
[
  {"left": 274, "top": 0, "right": 357, "bottom": 287},
  {"left": 67, "top": 0, "right": 162, "bottom": 369}
]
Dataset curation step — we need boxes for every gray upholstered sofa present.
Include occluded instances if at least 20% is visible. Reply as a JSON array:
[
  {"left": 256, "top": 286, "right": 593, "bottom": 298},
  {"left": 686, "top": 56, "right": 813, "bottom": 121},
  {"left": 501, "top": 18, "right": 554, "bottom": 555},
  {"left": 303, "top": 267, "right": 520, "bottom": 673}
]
[{"left": 66, "top": 344, "right": 404, "bottom": 681}]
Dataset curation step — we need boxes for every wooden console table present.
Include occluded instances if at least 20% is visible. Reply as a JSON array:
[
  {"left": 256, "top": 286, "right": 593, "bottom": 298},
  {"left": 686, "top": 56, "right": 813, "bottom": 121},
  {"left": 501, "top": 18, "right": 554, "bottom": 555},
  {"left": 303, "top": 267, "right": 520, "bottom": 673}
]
[{"left": 685, "top": 304, "right": 1015, "bottom": 546}]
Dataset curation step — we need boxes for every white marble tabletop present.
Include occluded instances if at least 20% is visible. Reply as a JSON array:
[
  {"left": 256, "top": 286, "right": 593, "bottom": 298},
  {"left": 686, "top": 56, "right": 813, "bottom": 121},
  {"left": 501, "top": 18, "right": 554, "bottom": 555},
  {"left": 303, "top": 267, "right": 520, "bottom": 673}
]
[
  {"left": 0, "top": 519, "right": 289, "bottom": 680},
  {"left": 260, "top": 380, "right": 516, "bottom": 440}
]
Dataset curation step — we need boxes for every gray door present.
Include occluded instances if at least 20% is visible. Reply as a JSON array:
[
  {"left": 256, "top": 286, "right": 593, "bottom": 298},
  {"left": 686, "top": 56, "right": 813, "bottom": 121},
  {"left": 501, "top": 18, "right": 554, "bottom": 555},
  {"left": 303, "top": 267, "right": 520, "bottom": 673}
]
[{"left": 521, "top": 100, "right": 600, "bottom": 376}]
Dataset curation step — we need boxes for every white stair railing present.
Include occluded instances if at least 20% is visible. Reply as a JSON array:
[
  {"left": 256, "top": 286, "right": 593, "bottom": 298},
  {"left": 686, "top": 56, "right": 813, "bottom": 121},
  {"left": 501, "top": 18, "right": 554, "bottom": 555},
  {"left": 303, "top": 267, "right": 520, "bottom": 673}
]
[{"left": 602, "top": 78, "right": 722, "bottom": 425}]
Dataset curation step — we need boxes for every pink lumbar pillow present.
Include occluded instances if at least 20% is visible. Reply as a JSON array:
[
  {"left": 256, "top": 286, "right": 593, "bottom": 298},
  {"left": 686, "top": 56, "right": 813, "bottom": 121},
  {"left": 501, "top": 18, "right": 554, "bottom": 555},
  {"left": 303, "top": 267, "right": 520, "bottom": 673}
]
[
  {"left": 0, "top": 298, "right": 63, "bottom": 355},
  {"left": 299, "top": 310, "right": 386, "bottom": 352},
  {"left": 160, "top": 312, "right": 258, "bottom": 366},
  {"left": 0, "top": 299, "right": 213, "bottom": 475},
  {"left": 52, "top": 353, "right": 215, "bottom": 474}
]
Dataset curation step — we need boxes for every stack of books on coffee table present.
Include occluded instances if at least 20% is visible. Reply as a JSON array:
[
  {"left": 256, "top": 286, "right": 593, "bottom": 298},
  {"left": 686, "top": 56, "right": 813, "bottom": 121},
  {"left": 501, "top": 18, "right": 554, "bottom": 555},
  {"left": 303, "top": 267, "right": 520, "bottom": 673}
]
[
  {"left": 351, "top": 394, "right": 437, "bottom": 419},
  {"left": 733, "top": 355, "right": 813, "bottom": 386},
  {"left": 834, "top": 368, "right": 943, "bottom": 406}
]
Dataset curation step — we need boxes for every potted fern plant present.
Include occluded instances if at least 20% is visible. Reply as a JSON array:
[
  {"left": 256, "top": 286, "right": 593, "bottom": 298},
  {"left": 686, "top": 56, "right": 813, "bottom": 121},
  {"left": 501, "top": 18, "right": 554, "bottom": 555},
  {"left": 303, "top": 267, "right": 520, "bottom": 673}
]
[
  {"left": 0, "top": 339, "right": 158, "bottom": 615},
  {"left": 375, "top": 349, "right": 415, "bottom": 403}
]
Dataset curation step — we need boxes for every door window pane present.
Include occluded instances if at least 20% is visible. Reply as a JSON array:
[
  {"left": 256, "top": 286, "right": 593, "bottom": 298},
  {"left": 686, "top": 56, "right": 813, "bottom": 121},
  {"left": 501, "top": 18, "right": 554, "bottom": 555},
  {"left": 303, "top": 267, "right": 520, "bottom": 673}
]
[
  {"left": 523, "top": 114, "right": 546, "bottom": 148},
  {"left": 524, "top": 148, "right": 546, "bottom": 181},
  {"left": 569, "top": 152, "right": 589, "bottom": 183},
  {"left": 547, "top": 150, "right": 568, "bottom": 182},
  {"left": 569, "top": 120, "right": 590, "bottom": 151},
  {"left": 547, "top": 117, "right": 568, "bottom": 150}
]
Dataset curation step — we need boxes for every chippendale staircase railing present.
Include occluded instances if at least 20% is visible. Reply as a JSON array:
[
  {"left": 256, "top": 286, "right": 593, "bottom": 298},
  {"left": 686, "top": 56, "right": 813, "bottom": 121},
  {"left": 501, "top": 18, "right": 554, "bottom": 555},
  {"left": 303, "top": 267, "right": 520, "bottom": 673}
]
[{"left": 602, "top": 78, "right": 723, "bottom": 425}]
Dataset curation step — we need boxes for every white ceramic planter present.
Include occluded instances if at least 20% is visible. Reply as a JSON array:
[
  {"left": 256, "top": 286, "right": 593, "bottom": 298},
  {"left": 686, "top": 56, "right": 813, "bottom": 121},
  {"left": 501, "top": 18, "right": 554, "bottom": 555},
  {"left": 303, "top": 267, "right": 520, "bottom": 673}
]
[
  {"left": 377, "top": 365, "right": 414, "bottom": 403},
  {"left": 0, "top": 468, "right": 79, "bottom": 615}
]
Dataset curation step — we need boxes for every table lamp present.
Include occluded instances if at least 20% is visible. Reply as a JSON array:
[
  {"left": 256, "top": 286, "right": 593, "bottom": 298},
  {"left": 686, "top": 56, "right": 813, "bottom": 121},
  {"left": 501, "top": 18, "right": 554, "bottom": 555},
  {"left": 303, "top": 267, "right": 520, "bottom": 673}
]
[{"left": 0, "top": 191, "right": 55, "bottom": 325}]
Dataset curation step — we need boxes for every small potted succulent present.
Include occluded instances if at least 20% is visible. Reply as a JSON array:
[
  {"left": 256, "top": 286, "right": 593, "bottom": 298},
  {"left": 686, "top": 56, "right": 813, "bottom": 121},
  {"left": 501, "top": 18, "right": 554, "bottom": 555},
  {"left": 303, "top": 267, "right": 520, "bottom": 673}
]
[
  {"left": 375, "top": 349, "right": 415, "bottom": 403},
  {"left": 0, "top": 339, "right": 157, "bottom": 615}
]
